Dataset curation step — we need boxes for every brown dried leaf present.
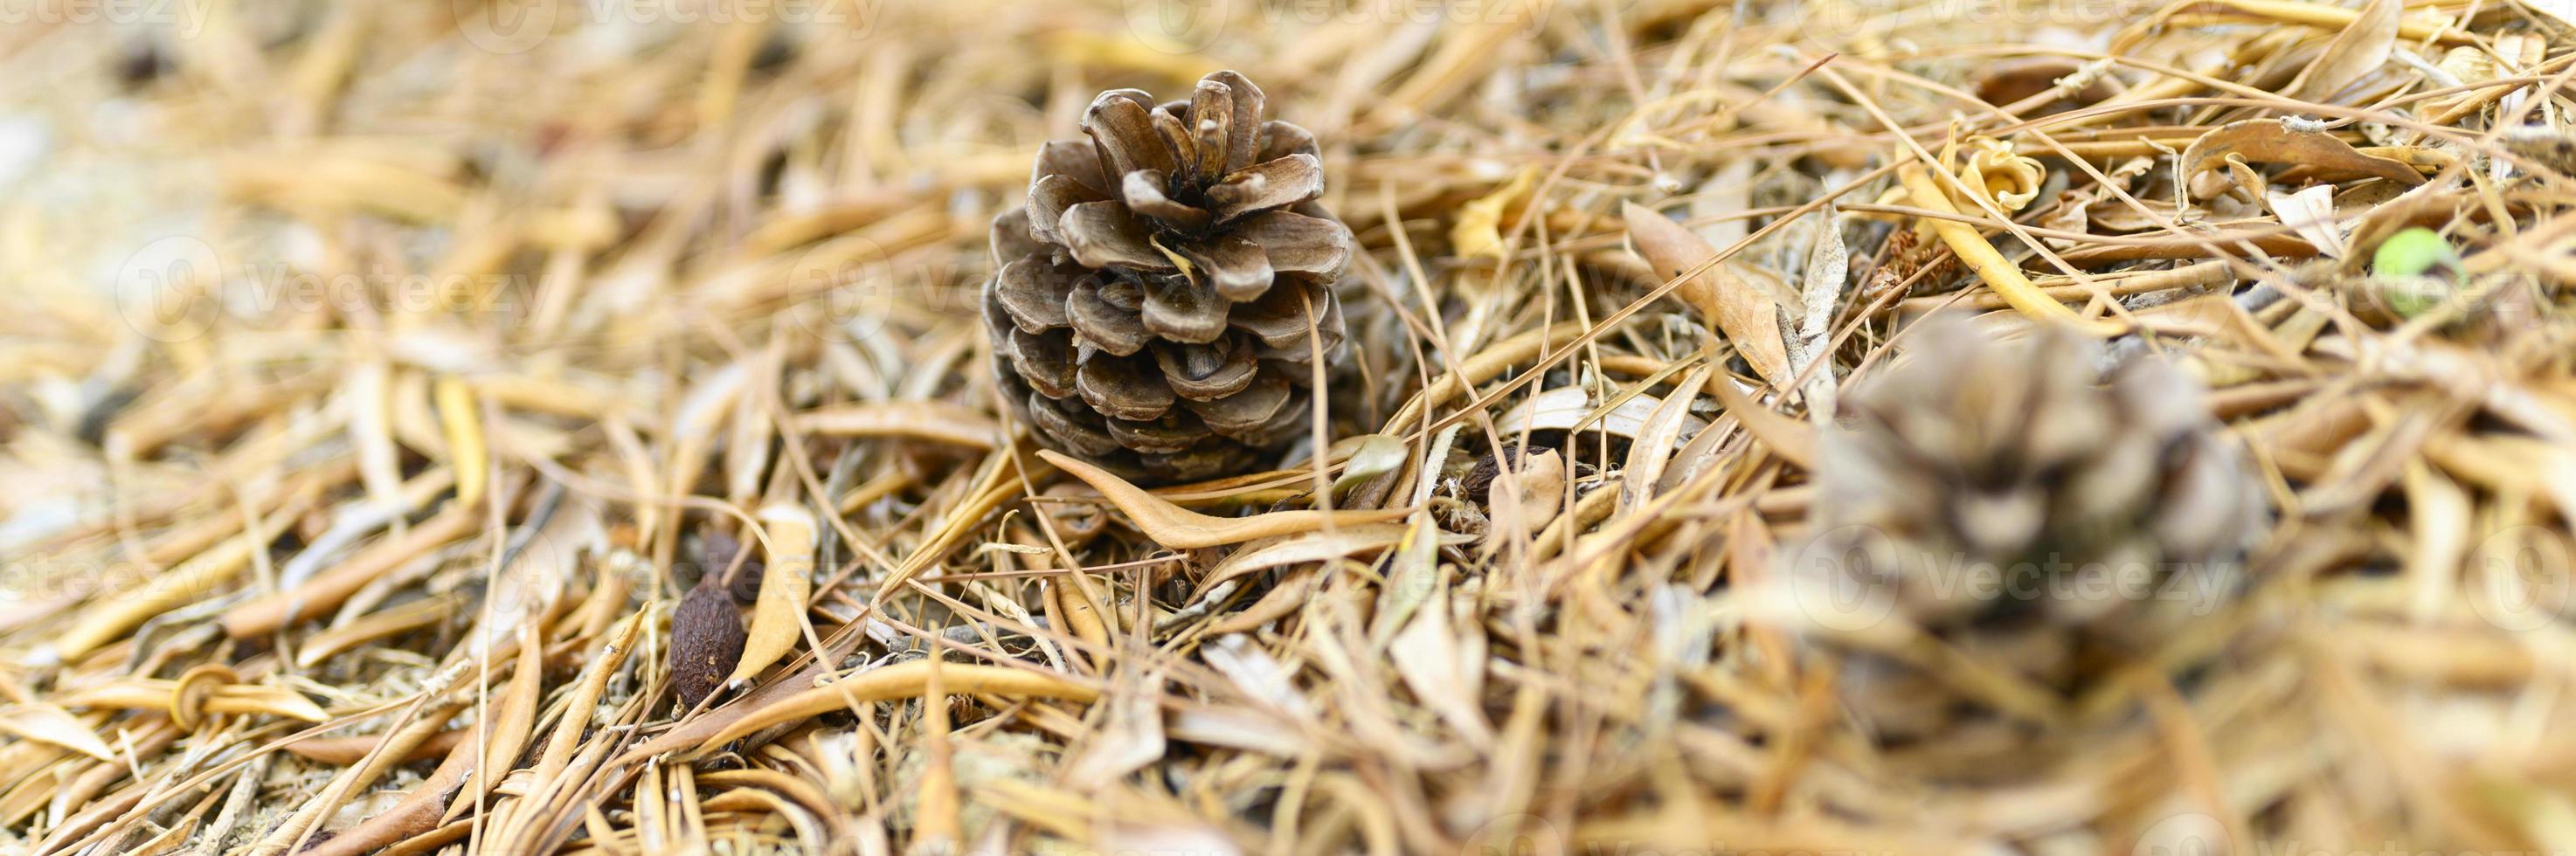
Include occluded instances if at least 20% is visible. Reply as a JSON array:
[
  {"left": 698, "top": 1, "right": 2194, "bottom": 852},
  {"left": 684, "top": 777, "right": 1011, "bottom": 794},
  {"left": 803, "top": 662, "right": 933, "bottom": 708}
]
[
  {"left": 2181, "top": 120, "right": 2425, "bottom": 193},
  {"left": 1710, "top": 379, "right": 1817, "bottom": 470},
  {"left": 2281, "top": 0, "right": 2397, "bottom": 103},
  {"left": 1623, "top": 364, "right": 1714, "bottom": 514},
  {"left": 1622, "top": 201, "right": 1792, "bottom": 386}
]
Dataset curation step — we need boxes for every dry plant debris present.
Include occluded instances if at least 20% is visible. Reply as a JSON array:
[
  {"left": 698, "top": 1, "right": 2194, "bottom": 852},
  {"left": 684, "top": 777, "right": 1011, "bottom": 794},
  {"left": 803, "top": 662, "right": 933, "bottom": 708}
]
[{"left": 0, "top": 0, "right": 2573, "bottom": 853}]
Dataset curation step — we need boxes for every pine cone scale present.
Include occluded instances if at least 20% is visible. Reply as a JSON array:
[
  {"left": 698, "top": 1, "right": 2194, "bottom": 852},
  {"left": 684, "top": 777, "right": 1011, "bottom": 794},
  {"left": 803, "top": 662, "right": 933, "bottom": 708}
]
[
  {"left": 1059, "top": 202, "right": 1169, "bottom": 271},
  {"left": 993, "top": 259, "right": 1073, "bottom": 331},
  {"left": 1064, "top": 280, "right": 1148, "bottom": 356},
  {"left": 1033, "top": 141, "right": 1109, "bottom": 196},
  {"left": 1085, "top": 95, "right": 1174, "bottom": 178},
  {"left": 1208, "top": 155, "right": 1324, "bottom": 223},
  {"left": 1076, "top": 357, "right": 1174, "bottom": 421}
]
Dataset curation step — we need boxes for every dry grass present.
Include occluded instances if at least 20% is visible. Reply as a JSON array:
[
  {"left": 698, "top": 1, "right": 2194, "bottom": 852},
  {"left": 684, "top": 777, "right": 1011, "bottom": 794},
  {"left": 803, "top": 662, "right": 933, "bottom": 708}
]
[{"left": 1, "top": 0, "right": 2573, "bottom": 853}]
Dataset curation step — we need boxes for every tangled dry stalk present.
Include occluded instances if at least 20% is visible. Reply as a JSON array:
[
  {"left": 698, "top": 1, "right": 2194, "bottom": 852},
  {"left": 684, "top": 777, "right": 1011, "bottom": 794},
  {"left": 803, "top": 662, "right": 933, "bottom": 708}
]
[{"left": 2, "top": 0, "right": 2573, "bottom": 853}]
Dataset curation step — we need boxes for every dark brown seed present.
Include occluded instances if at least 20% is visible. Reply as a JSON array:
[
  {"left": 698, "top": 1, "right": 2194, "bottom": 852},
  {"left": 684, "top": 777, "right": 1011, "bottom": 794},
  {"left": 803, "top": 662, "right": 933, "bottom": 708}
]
[
  {"left": 1462, "top": 443, "right": 1521, "bottom": 504},
  {"left": 669, "top": 575, "right": 745, "bottom": 709}
]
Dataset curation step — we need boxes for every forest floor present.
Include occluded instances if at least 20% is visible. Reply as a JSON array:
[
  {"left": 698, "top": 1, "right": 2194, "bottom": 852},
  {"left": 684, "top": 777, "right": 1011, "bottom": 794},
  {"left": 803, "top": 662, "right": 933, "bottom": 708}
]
[{"left": 1, "top": 0, "right": 2572, "bottom": 853}]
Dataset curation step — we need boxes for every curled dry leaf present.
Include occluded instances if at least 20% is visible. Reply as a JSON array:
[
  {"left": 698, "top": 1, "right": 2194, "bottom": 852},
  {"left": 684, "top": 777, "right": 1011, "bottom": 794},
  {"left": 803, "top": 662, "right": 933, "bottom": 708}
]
[
  {"left": 1040, "top": 451, "right": 1411, "bottom": 549},
  {"left": 2180, "top": 120, "right": 2426, "bottom": 194},
  {"left": 728, "top": 504, "right": 818, "bottom": 687},
  {"left": 1622, "top": 201, "right": 1792, "bottom": 386},
  {"left": 1452, "top": 166, "right": 1538, "bottom": 259},
  {"left": 1946, "top": 136, "right": 2046, "bottom": 213}
]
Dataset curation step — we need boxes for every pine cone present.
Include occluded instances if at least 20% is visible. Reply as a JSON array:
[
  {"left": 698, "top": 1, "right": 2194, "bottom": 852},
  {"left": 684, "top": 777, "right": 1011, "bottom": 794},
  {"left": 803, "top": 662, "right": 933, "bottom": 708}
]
[
  {"left": 1785, "top": 320, "right": 2267, "bottom": 743},
  {"left": 984, "top": 71, "right": 1353, "bottom": 483}
]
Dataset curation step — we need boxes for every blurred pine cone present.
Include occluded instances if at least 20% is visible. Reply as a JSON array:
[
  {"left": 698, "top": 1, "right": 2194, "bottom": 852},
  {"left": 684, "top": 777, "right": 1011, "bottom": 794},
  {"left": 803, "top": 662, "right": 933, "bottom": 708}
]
[
  {"left": 984, "top": 71, "right": 1352, "bottom": 483},
  {"left": 1786, "top": 320, "right": 2267, "bottom": 743}
]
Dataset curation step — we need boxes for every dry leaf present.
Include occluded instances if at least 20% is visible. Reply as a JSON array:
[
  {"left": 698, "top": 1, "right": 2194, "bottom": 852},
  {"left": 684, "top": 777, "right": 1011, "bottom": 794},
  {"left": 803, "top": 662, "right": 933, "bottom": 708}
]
[
  {"left": 2268, "top": 184, "right": 2349, "bottom": 259},
  {"left": 1792, "top": 209, "right": 1847, "bottom": 422},
  {"left": 433, "top": 375, "right": 487, "bottom": 508},
  {"left": 2281, "top": 0, "right": 2398, "bottom": 103},
  {"left": 793, "top": 401, "right": 1004, "bottom": 449},
  {"left": 1947, "top": 136, "right": 2046, "bottom": 213},
  {"left": 1041, "top": 451, "right": 1409, "bottom": 549},
  {"left": 729, "top": 504, "right": 817, "bottom": 687},
  {"left": 1196, "top": 524, "right": 1414, "bottom": 596},
  {"left": 1623, "top": 201, "right": 1792, "bottom": 386},
  {"left": 2181, "top": 120, "right": 2426, "bottom": 194},
  {"left": 691, "top": 661, "right": 1097, "bottom": 754},
  {"left": 1483, "top": 448, "right": 1566, "bottom": 543},
  {"left": 0, "top": 703, "right": 113, "bottom": 762},
  {"left": 1897, "top": 163, "right": 2125, "bottom": 335},
  {"left": 58, "top": 678, "right": 329, "bottom": 724},
  {"left": 1331, "top": 433, "right": 1407, "bottom": 494},
  {"left": 1494, "top": 385, "right": 1708, "bottom": 440},
  {"left": 1452, "top": 165, "right": 1537, "bottom": 259},
  {"left": 1622, "top": 364, "right": 1714, "bottom": 513},
  {"left": 1063, "top": 669, "right": 1167, "bottom": 788},
  {"left": 1390, "top": 574, "right": 1493, "bottom": 747},
  {"left": 1711, "top": 379, "right": 1817, "bottom": 469}
]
